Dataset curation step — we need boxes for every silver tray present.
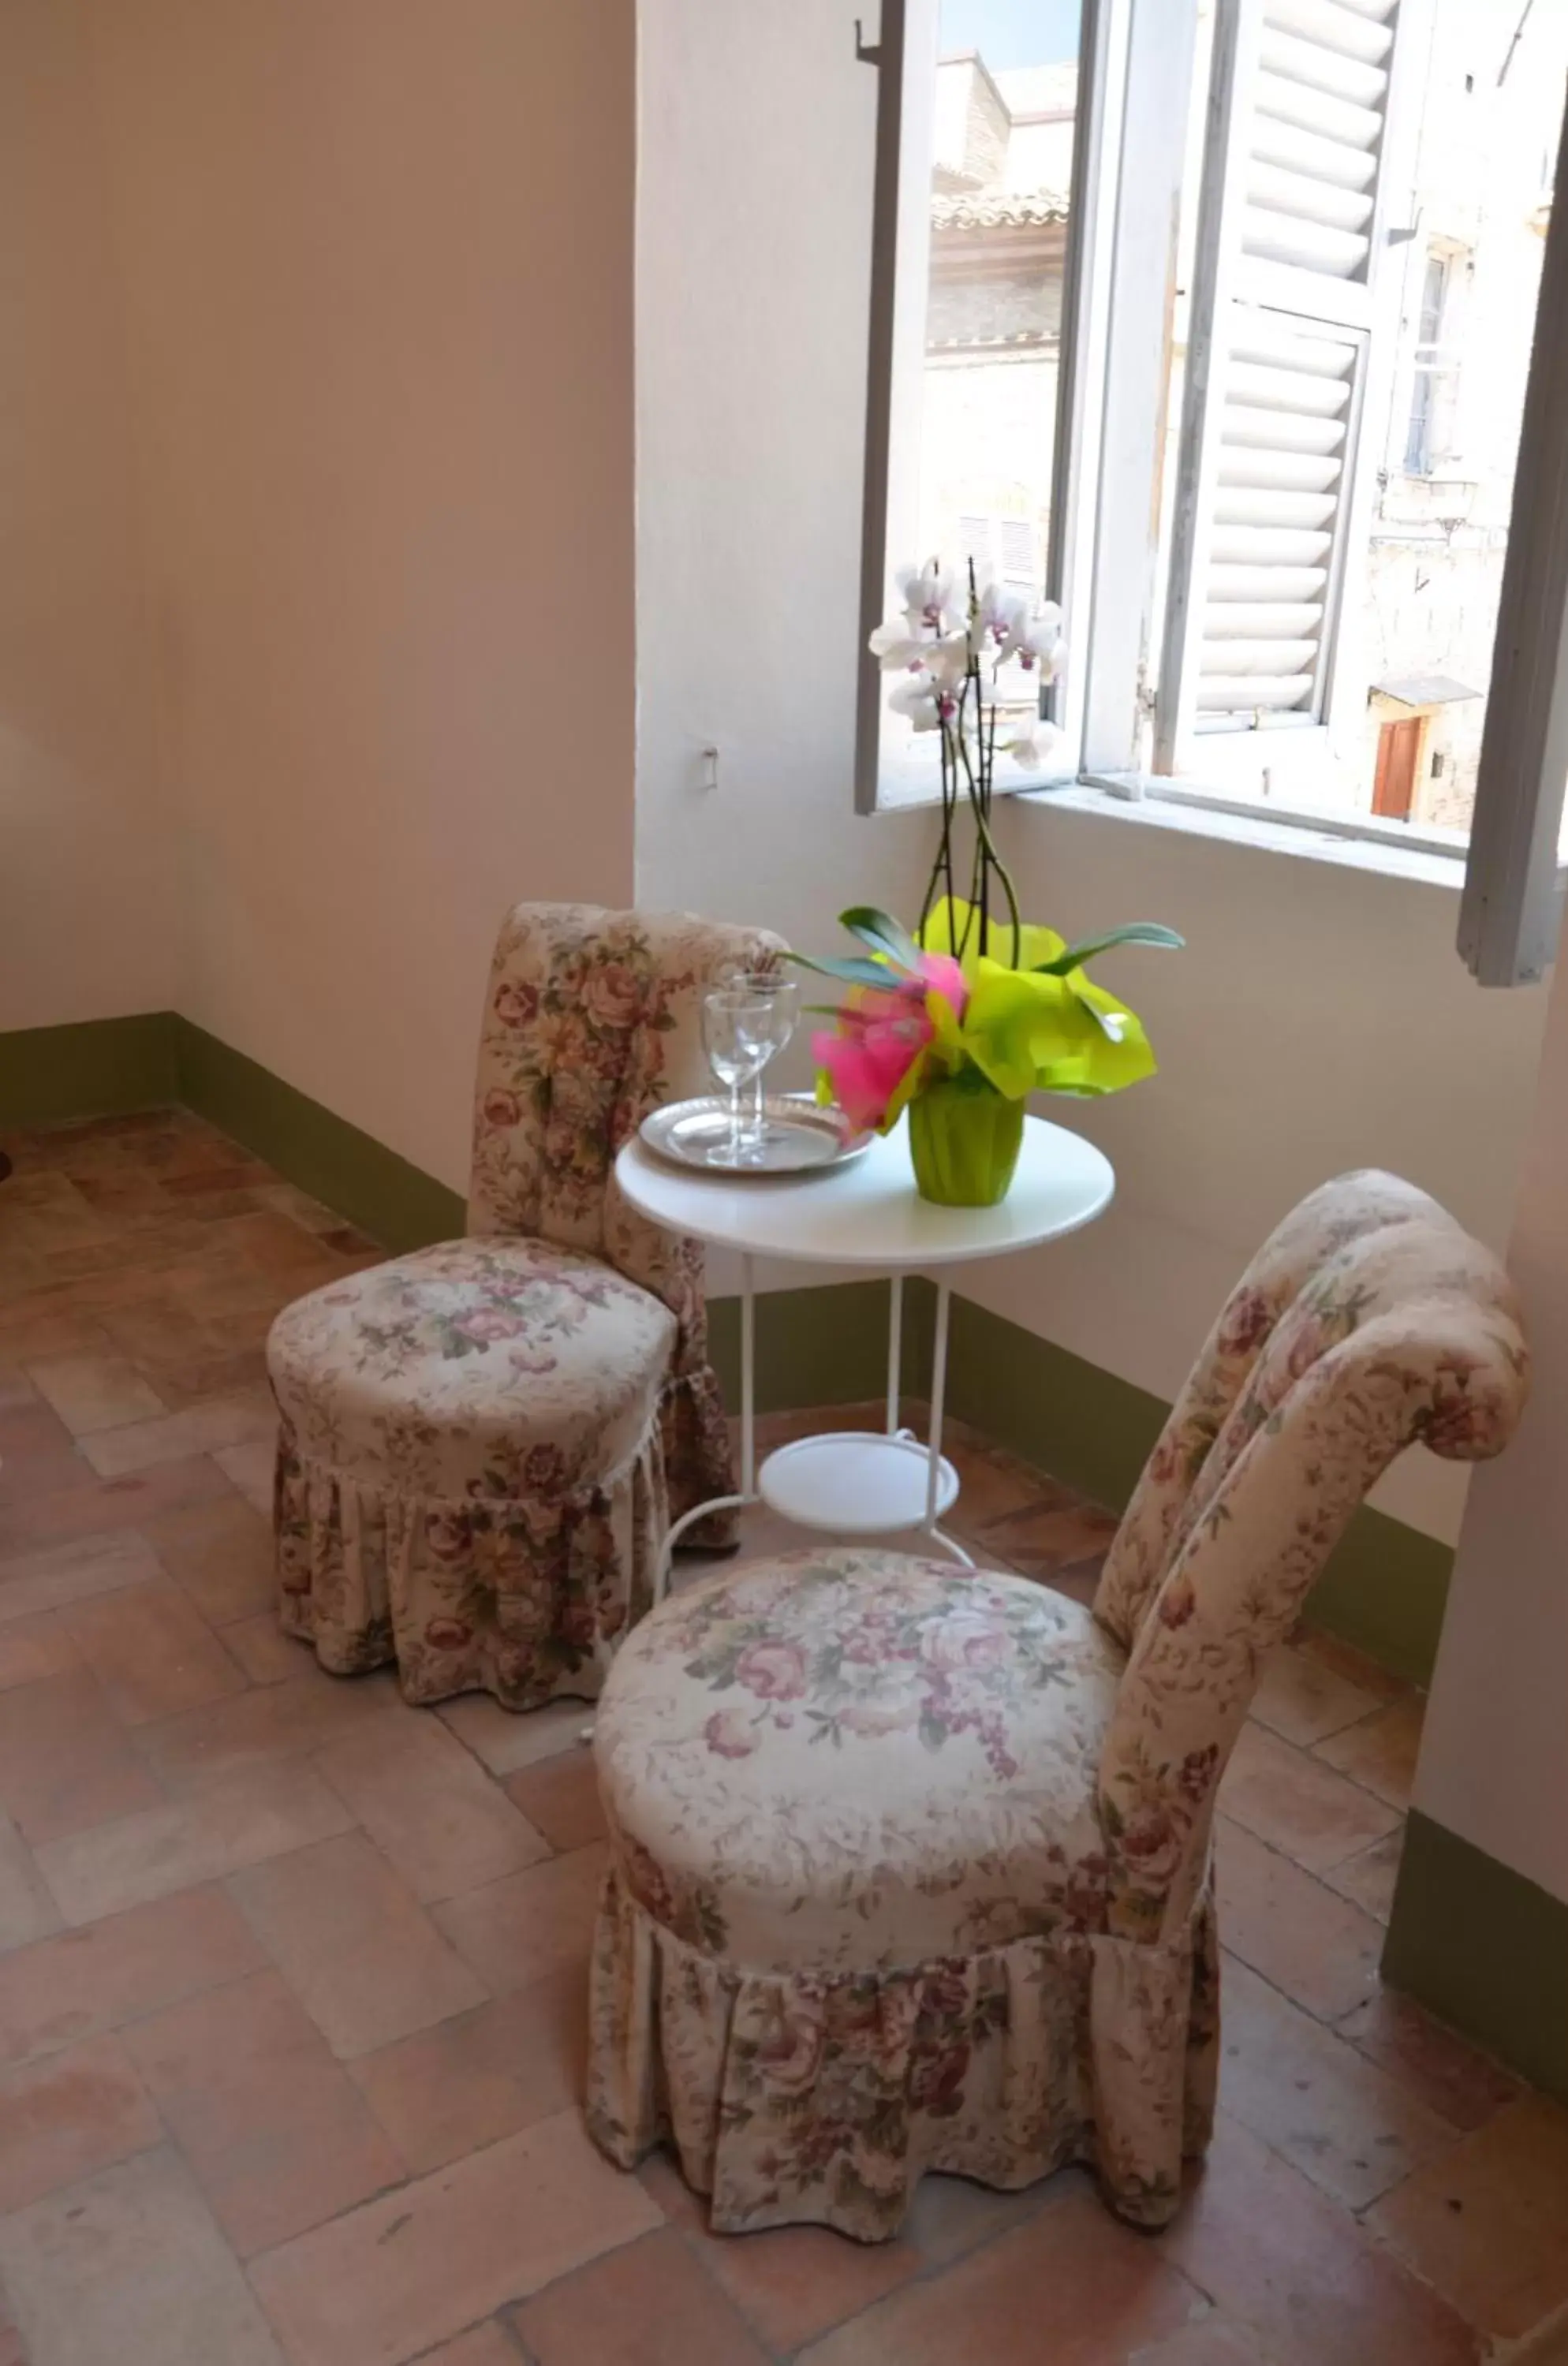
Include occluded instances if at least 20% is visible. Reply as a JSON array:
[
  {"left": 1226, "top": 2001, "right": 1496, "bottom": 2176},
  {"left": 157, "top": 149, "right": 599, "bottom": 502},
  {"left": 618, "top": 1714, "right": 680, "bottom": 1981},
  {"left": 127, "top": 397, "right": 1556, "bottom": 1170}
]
[{"left": 640, "top": 1093, "right": 868, "bottom": 1176}]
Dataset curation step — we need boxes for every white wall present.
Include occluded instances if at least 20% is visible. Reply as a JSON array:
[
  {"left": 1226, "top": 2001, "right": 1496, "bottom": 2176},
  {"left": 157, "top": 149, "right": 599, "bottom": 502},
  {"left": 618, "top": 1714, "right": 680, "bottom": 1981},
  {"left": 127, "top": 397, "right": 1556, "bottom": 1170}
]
[
  {"left": 634, "top": 0, "right": 936, "bottom": 957},
  {"left": 0, "top": 0, "right": 175, "bottom": 1029},
  {"left": 84, "top": 0, "right": 637, "bottom": 1190},
  {"left": 636, "top": 0, "right": 1551, "bottom": 1545},
  {"left": 1416, "top": 917, "right": 1568, "bottom": 1899},
  {"left": 984, "top": 796, "right": 1545, "bottom": 1539}
]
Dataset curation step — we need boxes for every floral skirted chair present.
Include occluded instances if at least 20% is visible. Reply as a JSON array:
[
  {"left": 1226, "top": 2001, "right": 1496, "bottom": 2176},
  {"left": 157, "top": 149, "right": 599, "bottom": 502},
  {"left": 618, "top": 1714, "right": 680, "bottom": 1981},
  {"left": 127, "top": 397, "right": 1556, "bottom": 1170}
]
[
  {"left": 267, "top": 904, "right": 782, "bottom": 1709},
  {"left": 585, "top": 1170, "right": 1528, "bottom": 2237}
]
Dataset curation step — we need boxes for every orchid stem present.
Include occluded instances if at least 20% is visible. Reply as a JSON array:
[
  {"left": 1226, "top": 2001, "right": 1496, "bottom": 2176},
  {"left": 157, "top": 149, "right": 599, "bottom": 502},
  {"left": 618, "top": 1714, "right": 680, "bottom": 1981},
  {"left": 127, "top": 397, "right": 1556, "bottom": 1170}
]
[
  {"left": 984, "top": 691, "right": 993, "bottom": 956},
  {"left": 954, "top": 673, "right": 991, "bottom": 961},
  {"left": 948, "top": 720, "right": 975, "bottom": 962},
  {"left": 914, "top": 563, "right": 1021, "bottom": 971},
  {"left": 974, "top": 800, "right": 1022, "bottom": 968},
  {"left": 942, "top": 731, "right": 958, "bottom": 939},
  {"left": 984, "top": 696, "right": 1019, "bottom": 967},
  {"left": 919, "top": 759, "right": 958, "bottom": 946}
]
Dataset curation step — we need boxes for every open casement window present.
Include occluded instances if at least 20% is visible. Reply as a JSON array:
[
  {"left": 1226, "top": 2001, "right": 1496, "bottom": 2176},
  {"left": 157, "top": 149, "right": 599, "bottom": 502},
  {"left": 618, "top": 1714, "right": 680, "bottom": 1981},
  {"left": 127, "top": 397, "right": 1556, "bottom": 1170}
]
[
  {"left": 1153, "top": 0, "right": 1415, "bottom": 769},
  {"left": 855, "top": 0, "right": 1105, "bottom": 811},
  {"left": 1458, "top": 68, "right": 1568, "bottom": 986},
  {"left": 855, "top": 0, "right": 1568, "bottom": 985}
]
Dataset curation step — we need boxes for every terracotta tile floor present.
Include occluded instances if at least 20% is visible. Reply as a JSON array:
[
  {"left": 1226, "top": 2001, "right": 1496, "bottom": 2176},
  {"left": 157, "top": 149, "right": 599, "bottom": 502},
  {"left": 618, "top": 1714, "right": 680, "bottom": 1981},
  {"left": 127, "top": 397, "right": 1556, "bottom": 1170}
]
[{"left": 0, "top": 1107, "right": 1566, "bottom": 2364}]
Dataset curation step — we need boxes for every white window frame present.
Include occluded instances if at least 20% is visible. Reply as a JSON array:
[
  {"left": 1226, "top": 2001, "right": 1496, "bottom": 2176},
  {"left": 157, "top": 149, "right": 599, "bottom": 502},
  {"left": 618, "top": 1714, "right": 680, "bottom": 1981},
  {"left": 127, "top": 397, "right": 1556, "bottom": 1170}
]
[
  {"left": 857, "top": 0, "right": 1568, "bottom": 985},
  {"left": 1457, "top": 73, "right": 1568, "bottom": 986},
  {"left": 1402, "top": 244, "right": 1458, "bottom": 478},
  {"left": 855, "top": 0, "right": 1114, "bottom": 812},
  {"left": 1153, "top": 0, "right": 1422, "bottom": 773}
]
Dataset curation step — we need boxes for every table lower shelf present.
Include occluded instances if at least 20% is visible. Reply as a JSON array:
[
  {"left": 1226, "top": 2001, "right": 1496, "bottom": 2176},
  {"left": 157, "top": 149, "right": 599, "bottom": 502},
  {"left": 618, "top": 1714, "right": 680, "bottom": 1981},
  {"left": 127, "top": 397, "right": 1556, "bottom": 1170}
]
[{"left": 757, "top": 1430, "right": 959, "bottom": 1536}]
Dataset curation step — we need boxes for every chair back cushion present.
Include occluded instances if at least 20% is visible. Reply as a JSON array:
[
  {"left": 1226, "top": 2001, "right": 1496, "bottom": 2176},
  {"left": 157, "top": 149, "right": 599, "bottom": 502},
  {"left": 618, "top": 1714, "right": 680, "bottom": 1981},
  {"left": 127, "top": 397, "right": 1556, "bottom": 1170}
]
[
  {"left": 1093, "top": 1170, "right": 1527, "bottom": 1940},
  {"left": 469, "top": 903, "right": 783, "bottom": 1338}
]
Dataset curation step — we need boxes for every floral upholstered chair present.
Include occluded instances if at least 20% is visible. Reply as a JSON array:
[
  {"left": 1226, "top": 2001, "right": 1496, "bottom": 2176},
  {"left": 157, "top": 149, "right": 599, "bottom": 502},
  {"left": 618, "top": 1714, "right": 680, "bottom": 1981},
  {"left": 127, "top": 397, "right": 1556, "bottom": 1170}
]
[
  {"left": 585, "top": 1170, "right": 1528, "bottom": 2237},
  {"left": 267, "top": 904, "right": 782, "bottom": 1709}
]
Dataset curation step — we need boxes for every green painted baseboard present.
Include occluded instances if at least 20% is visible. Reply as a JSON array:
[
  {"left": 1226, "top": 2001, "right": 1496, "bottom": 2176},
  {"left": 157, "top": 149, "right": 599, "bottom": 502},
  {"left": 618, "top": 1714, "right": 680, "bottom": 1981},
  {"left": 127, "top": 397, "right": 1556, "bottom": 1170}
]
[
  {"left": 948, "top": 1293, "right": 1167, "bottom": 1513},
  {"left": 946, "top": 1293, "right": 1453, "bottom": 1687},
  {"left": 1385, "top": 1810, "right": 1568, "bottom": 2109},
  {"left": 0, "top": 1010, "right": 465, "bottom": 1252},
  {"left": 0, "top": 1009, "right": 1451, "bottom": 1678},
  {"left": 1297, "top": 1506, "right": 1453, "bottom": 1690},
  {"left": 0, "top": 1012, "right": 178, "bottom": 1127},
  {"left": 173, "top": 1020, "right": 465, "bottom": 1254},
  {"left": 708, "top": 1277, "right": 935, "bottom": 1416}
]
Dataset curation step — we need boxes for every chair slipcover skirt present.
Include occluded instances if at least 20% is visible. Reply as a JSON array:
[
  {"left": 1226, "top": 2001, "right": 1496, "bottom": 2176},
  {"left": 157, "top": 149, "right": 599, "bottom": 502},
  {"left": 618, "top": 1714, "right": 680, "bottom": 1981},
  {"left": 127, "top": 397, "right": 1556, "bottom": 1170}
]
[
  {"left": 271, "top": 1230, "right": 729, "bottom": 1709},
  {"left": 588, "top": 1872, "right": 1219, "bottom": 2240},
  {"left": 584, "top": 1551, "right": 1220, "bottom": 2238},
  {"left": 267, "top": 904, "right": 780, "bottom": 1708}
]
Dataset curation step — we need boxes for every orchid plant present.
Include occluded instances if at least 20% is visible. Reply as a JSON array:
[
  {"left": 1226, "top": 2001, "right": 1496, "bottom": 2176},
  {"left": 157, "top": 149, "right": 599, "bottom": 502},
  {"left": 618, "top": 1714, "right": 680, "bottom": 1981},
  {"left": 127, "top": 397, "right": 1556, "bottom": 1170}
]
[
  {"left": 872, "top": 556, "right": 1064, "bottom": 960},
  {"left": 795, "top": 561, "right": 1182, "bottom": 1186}
]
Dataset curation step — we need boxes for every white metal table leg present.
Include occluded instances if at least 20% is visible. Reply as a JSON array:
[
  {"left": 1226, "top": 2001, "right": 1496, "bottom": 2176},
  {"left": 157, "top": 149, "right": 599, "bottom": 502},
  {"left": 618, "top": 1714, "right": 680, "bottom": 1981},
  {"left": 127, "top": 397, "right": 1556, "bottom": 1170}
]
[
  {"left": 886, "top": 1273, "right": 903, "bottom": 1435},
  {"left": 924, "top": 1280, "right": 950, "bottom": 1528},
  {"left": 740, "top": 1252, "right": 756, "bottom": 1495},
  {"left": 923, "top": 1278, "right": 973, "bottom": 1567}
]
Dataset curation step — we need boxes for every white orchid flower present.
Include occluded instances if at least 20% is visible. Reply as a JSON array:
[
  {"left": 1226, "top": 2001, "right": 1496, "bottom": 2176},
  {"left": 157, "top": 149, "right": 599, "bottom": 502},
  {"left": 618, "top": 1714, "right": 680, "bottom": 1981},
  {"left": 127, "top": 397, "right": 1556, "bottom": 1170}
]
[
  {"left": 894, "top": 558, "right": 965, "bottom": 636},
  {"left": 868, "top": 619, "right": 930, "bottom": 671},
  {"left": 889, "top": 674, "right": 958, "bottom": 733},
  {"left": 870, "top": 622, "right": 971, "bottom": 706},
  {"left": 922, "top": 629, "right": 973, "bottom": 690},
  {"left": 869, "top": 558, "right": 967, "bottom": 666},
  {"left": 1014, "top": 602, "right": 1066, "bottom": 683},
  {"left": 998, "top": 717, "right": 1064, "bottom": 771},
  {"left": 969, "top": 583, "right": 1068, "bottom": 689},
  {"left": 971, "top": 580, "right": 1029, "bottom": 660},
  {"left": 875, "top": 557, "right": 1068, "bottom": 767}
]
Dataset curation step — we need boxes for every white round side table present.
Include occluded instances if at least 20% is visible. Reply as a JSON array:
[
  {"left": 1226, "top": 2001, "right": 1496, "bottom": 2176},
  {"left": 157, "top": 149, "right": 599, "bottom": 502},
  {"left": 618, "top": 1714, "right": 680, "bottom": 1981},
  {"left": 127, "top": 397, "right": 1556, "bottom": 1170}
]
[{"left": 616, "top": 1110, "right": 1114, "bottom": 1592}]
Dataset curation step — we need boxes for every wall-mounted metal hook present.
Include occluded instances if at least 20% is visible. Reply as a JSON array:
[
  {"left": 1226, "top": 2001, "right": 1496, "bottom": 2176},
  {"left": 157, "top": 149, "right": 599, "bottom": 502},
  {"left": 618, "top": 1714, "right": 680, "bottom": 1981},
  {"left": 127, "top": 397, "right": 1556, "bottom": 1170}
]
[{"left": 855, "top": 17, "right": 881, "bottom": 63}]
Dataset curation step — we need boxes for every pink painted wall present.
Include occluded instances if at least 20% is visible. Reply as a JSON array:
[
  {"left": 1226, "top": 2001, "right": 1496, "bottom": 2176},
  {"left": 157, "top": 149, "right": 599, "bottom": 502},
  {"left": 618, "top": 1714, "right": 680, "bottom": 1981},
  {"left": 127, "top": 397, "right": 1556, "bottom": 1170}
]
[
  {"left": 0, "top": 0, "right": 175, "bottom": 1028},
  {"left": 84, "top": 0, "right": 636, "bottom": 1185},
  {"left": 1417, "top": 905, "right": 1568, "bottom": 1904}
]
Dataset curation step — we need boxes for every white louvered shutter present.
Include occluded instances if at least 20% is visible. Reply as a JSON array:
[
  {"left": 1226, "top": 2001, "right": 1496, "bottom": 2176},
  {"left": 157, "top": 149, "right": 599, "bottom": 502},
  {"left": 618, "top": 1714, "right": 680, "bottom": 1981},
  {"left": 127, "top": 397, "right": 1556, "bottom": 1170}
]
[
  {"left": 958, "top": 512, "right": 1040, "bottom": 595},
  {"left": 1155, "top": 0, "right": 1415, "bottom": 763}
]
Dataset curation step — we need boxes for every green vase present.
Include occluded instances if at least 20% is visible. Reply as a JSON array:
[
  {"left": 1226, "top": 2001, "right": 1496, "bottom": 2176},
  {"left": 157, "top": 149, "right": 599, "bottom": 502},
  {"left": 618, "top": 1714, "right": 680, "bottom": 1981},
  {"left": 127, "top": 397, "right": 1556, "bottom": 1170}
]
[{"left": 908, "top": 1077, "right": 1025, "bottom": 1207}]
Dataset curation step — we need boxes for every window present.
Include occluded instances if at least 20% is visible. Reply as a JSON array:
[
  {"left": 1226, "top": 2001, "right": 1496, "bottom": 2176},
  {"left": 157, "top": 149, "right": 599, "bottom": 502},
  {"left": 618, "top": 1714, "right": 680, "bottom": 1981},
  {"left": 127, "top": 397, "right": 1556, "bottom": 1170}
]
[
  {"left": 858, "top": 0, "right": 1568, "bottom": 983},
  {"left": 1403, "top": 248, "right": 1454, "bottom": 477},
  {"left": 1149, "top": 0, "right": 1562, "bottom": 841},
  {"left": 857, "top": 0, "right": 1086, "bottom": 810},
  {"left": 1155, "top": 0, "right": 1405, "bottom": 772}
]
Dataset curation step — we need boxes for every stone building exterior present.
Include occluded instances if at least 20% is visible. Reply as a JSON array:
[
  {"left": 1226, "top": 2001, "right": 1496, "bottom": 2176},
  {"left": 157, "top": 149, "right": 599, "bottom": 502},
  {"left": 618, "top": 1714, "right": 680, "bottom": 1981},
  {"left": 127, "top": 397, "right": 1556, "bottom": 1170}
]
[
  {"left": 916, "top": 53, "right": 1073, "bottom": 607},
  {"left": 1350, "top": 0, "right": 1567, "bottom": 830}
]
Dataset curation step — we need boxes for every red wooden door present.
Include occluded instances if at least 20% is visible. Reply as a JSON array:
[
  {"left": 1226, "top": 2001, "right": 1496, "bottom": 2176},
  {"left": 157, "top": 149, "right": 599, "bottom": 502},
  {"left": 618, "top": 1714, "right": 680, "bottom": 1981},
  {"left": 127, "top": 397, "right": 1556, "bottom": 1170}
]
[{"left": 1373, "top": 716, "right": 1422, "bottom": 819}]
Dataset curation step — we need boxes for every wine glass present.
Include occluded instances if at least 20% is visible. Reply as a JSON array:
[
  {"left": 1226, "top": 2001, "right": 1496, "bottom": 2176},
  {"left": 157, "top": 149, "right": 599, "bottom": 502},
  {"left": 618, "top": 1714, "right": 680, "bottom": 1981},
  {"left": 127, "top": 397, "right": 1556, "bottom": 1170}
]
[
  {"left": 732, "top": 972, "right": 800, "bottom": 1151},
  {"left": 700, "top": 987, "right": 774, "bottom": 1166}
]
